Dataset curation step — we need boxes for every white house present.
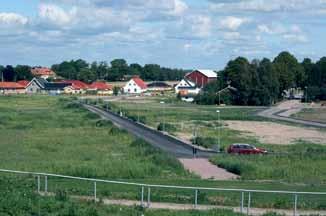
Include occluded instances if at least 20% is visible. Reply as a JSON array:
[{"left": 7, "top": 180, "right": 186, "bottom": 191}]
[
  {"left": 123, "top": 77, "right": 147, "bottom": 94},
  {"left": 175, "top": 79, "right": 201, "bottom": 95}
]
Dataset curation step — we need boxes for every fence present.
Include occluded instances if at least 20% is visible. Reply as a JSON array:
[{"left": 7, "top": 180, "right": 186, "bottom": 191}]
[{"left": 1, "top": 169, "right": 326, "bottom": 216}]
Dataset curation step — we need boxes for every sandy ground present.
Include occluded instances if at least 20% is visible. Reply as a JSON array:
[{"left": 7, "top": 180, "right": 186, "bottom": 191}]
[
  {"left": 179, "top": 158, "right": 238, "bottom": 180},
  {"left": 226, "top": 120, "right": 326, "bottom": 145}
]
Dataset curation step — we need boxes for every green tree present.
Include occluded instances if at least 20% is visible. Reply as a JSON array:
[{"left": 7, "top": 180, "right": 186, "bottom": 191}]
[
  {"left": 2, "top": 65, "right": 16, "bottom": 81},
  {"left": 0, "top": 65, "right": 4, "bottom": 81},
  {"left": 224, "top": 57, "right": 253, "bottom": 105},
  {"left": 15, "top": 65, "right": 32, "bottom": 80},
  {"left": 273, "top": 51, "right": 306, "bottom": 93},
  {"left": 77, "top": 68, "right": 96, "bottom": 83}
]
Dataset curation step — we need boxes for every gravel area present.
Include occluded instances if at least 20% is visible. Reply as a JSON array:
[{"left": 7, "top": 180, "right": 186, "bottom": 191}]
[{"left": 179, "top": 158, "right": 238, "bottom": 180}]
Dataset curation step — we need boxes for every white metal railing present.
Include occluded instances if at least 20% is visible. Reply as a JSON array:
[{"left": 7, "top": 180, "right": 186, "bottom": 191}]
[{"left": 1, "top": 168, "right": 326, "bottom": 216}]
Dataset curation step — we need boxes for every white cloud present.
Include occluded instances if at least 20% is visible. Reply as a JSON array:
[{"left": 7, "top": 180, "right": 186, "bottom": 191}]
[
  {"left": 191, "top": 15, "right": 212, "bottom": 38},
  {"left": 0, "top": 13, "right": 28, "bottom": 26},
  {"left": 223, "top": 32, "right": 241, "bottom": 40},
  {"left": 219, "top": 16, "right": 249, "bottom": 30},
  {"left": 39, "top": 4, "right": 75, "bottom": 26},
  {"left": 209, "top": 0, "right": 326, "bottom": 13},
  {"left": 283, "top": 34, "right": 308, "bottom": 43}
]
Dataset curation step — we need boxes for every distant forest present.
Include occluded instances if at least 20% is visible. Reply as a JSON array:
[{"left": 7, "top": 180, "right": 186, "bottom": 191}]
[
  {"left": 51, "top": 59, "right": 188, "bottom": 82},
  {"left": 1, "top": 51, "right": 325, "bottom": 105},
  {"left": 195, "top": 51, "right": 326, "bottom": 105}
]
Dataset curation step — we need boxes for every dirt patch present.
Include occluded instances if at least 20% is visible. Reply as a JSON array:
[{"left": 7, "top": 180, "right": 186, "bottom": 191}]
[
  {"left": 225, "top": 121, "right": 326, "bottom": 145},
  {"left": 179, "top": 158, "right": 238, "bottom": 180}
]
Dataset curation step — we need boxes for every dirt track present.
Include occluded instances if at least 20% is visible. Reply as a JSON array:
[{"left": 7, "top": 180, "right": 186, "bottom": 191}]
[
  {"left": 179, "top": 158, "right": 238, "bottom": 180},
  {"left": 226, "top": 120, "right": 326, "bottom": 145}
]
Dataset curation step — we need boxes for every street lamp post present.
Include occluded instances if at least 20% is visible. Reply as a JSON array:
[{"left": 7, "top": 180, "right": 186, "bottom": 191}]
[
  {"left": 216, "top": 110, "right": 221, "bottom": 152},
  {"left": 160, "top": 101, "right": 165, "bottom": 131}
]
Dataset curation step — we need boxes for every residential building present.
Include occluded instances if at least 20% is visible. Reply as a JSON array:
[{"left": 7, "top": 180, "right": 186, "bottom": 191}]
[
  {"left": 185, "top": 69, "right": 217, "bottom": 88},
  {"left": 123, "top": 77, "right": 147, "bottom": 94},
  {"left": 0, "top": 82, "right": 25, "bottom": 94},
  {"left": 175, "top": 79, "right": 201, "bottom": 95},
  {"left": 62, "top": 80, "right": 89, "bottom": 94},
  {"left": 88, "top": 82, "right": 113, "bottom": 95},
  {"left": 17, "top": 80, "right": 30, "bottom": 88},
  {"left": 26, "top": 78, "right": 69, "bottom": 94},
  {"left": 31, "top": 67, "right": 56, "bottom": 79}
]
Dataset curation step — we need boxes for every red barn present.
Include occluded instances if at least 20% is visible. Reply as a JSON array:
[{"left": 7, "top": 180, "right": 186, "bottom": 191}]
[{"left": 185, "top": 69, "right": 217, "bottom": 88}]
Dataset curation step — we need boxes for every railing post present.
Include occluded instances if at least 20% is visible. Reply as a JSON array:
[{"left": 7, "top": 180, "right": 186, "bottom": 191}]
[
  {"left": 94, "top": 182, "right": 97, "bottom": 202},
  {"left": 294, "top": 194, "right": 298, "bottom": 216},
  {"left": 141, "top": 186, "right": 144, "bottom": 207},
  {"left": 44, "top": 176, "right": 48, "bottom": 193},
  {"left": 37, "top": 175, "right": 40, "bottom": 193},
  {"left": 194, "top": 189, "right": 198, "bottom": 209},
  {"left": 247, "top": 192, "right": 251, "bottom": 215},
  {"left": 147, "top": 187, "right": 151, "bottom": 208},
  {"left": 240, "top": 191, "right": 244, "bottom": 213}
]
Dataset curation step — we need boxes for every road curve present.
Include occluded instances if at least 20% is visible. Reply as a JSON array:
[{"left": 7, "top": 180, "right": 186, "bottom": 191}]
[
  {"left": 83, "top": 104, "right": 216, "bottom": 158},
  {"left": 258, "top": 106, "right": 326, "bottom": 128}
]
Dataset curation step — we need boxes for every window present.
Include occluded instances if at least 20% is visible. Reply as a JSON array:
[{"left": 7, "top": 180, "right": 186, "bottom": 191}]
[{"left": 134, "top": 88, "right": 137, "bottom": 92}]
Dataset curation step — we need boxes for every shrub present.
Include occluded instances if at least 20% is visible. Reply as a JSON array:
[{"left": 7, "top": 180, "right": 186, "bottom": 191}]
[
  {"left": 55, "top": 190, "right": 68, "bottom": 202},
  {"left": 157, "top": 122, "right": 176, "bottom": 132},
  {"left": 191, "top": 137, "right": 216, "bottom": 148},
  {"left": 95, "top": 120, "right": 113, "bottom": 128}
]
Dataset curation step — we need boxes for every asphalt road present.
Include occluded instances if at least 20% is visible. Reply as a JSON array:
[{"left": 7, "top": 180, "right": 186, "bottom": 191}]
[
  {"left": 258, "top": 106, "right": 326, "bottom": 128},
  {"left": 84, "top": 104, "right": 216, "bottom": 158}
]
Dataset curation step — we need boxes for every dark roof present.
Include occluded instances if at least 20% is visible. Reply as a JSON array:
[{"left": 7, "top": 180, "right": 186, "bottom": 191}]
[
  {"left": 178, "top": 86, "right": 198, "bottom": 90},
  {"left": 35, "top": 78, "right": 48, "bottom": 88},
  {"left": 44, "top": 83, "right": 70, "bottom": 90},
  {"left": 147, "top": 82, "right": 171, "bottom": 88}
]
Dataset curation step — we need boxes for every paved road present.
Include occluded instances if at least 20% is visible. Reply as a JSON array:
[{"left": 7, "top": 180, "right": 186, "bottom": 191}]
[
  {"left": 84, "top": 104, "right": 216, "bottom": 158},
  {"left": 258, "top": 104, "right": 326, "bottom": 128}
]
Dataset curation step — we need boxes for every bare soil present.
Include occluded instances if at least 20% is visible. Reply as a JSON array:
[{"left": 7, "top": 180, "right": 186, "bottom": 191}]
[
  {"left": 179, "top": 158, "right": 238, "bottom": 180},
  {"left": 225, "top": 120, "right": 326, "bottom": 145}
]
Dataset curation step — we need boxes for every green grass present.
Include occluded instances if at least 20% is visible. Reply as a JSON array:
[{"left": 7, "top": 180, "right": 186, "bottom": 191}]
[
  {"left": 1, "top": 95, "right": 326, "bottom": 211},
  {"left": 0, "top": 95, "right": 188, "bottom": 179},
  {"left": 0, "top": 177, "right": 251, "bottom": 216},
  {"left": 211, "top": 143, "right": 326, "bottom": 185},
  {"left": 293, "top": 108, "right": 326, "bottom": 123}
]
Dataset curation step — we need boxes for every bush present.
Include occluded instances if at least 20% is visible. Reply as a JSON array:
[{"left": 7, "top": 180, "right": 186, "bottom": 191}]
[
  {"left": 157, "top": 122, "right": 176, "bottom": 132},
  {"left": 191, "top": 137, "right": 216, "bottom": 148},
  {"left": 95, "top": 120, "right": 113, "bottom": 128},
  {"left": 55, "top": 190, "right": 69, "bottom": 202}
]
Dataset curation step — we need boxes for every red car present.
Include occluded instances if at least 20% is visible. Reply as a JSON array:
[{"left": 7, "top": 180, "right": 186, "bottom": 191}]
[{"left": 227, "top": 144, "right": 267, "bottom": 155}]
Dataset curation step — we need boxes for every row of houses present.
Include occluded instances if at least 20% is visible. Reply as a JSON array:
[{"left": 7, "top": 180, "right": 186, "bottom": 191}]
[
  {"left": 0, "top": 69, "right": 218, "bottom": 98},
  {"left": 0, "top": 78, "right": 113, "bottom": 95}
]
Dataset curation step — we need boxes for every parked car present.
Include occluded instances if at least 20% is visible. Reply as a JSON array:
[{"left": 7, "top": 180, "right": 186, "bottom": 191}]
[{"left": 227, "top": 144, "right": 267, "bottom": 155}]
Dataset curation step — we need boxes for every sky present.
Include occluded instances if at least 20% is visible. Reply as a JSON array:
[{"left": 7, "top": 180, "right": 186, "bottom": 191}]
[{"left": 0, "top": 0, "right": 326, "bottom": 70}]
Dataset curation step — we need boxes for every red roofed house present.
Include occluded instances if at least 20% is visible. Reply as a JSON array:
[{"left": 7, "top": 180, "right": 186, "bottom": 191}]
[
  {"left": 123, "top": 77, "right": 147, "bottom": 94},
  {"left": 17, "top": 80, "right": 30, "bottom": 88},
  {"left": 88, "top": 81, "right": 113, "bottom": 95},
  {"left": 0, "top": 82, "right": 25, "bottom": 94},
  {"left": 185, "top": 69, "right": 218, "bottom": 88},
  {"left": 62, "top": 80, "right": 89, "bottom": 94},
  {"left": 31, "top": 67, "right": 56, "bottom": 79}
]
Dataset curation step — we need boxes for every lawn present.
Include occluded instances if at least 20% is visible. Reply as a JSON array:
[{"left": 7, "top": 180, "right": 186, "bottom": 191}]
[
  {"left": 293, "top": 108, "right": 326, "bottom": 123},
  {"left": 1, "top": 95, "right": 326, "bottom": 211},
  {"left": 0, "top": 95, "right": 188, "bottom": 179}
]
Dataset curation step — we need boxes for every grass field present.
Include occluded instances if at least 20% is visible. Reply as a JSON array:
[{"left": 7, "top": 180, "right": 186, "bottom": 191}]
[
  {"left": 293, "top": 108, "right": 326, "bottom": 123},
  {"left": 0, "top": 95, "right": 188, "bottom": 179},
  {"left": 1, "top": 95, "right": 326, "bottom": 211}
]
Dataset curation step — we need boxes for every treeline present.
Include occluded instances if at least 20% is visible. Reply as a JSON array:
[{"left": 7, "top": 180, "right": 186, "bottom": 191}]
[
  {"left": 195, "top": 51, "right": 326, "bottom": 105},
  {"left": 0, "top": 65, "right": 33, "bottom": 82},
  {"left": 51, "top": 59, "right": 187, "bottom": 82}
]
